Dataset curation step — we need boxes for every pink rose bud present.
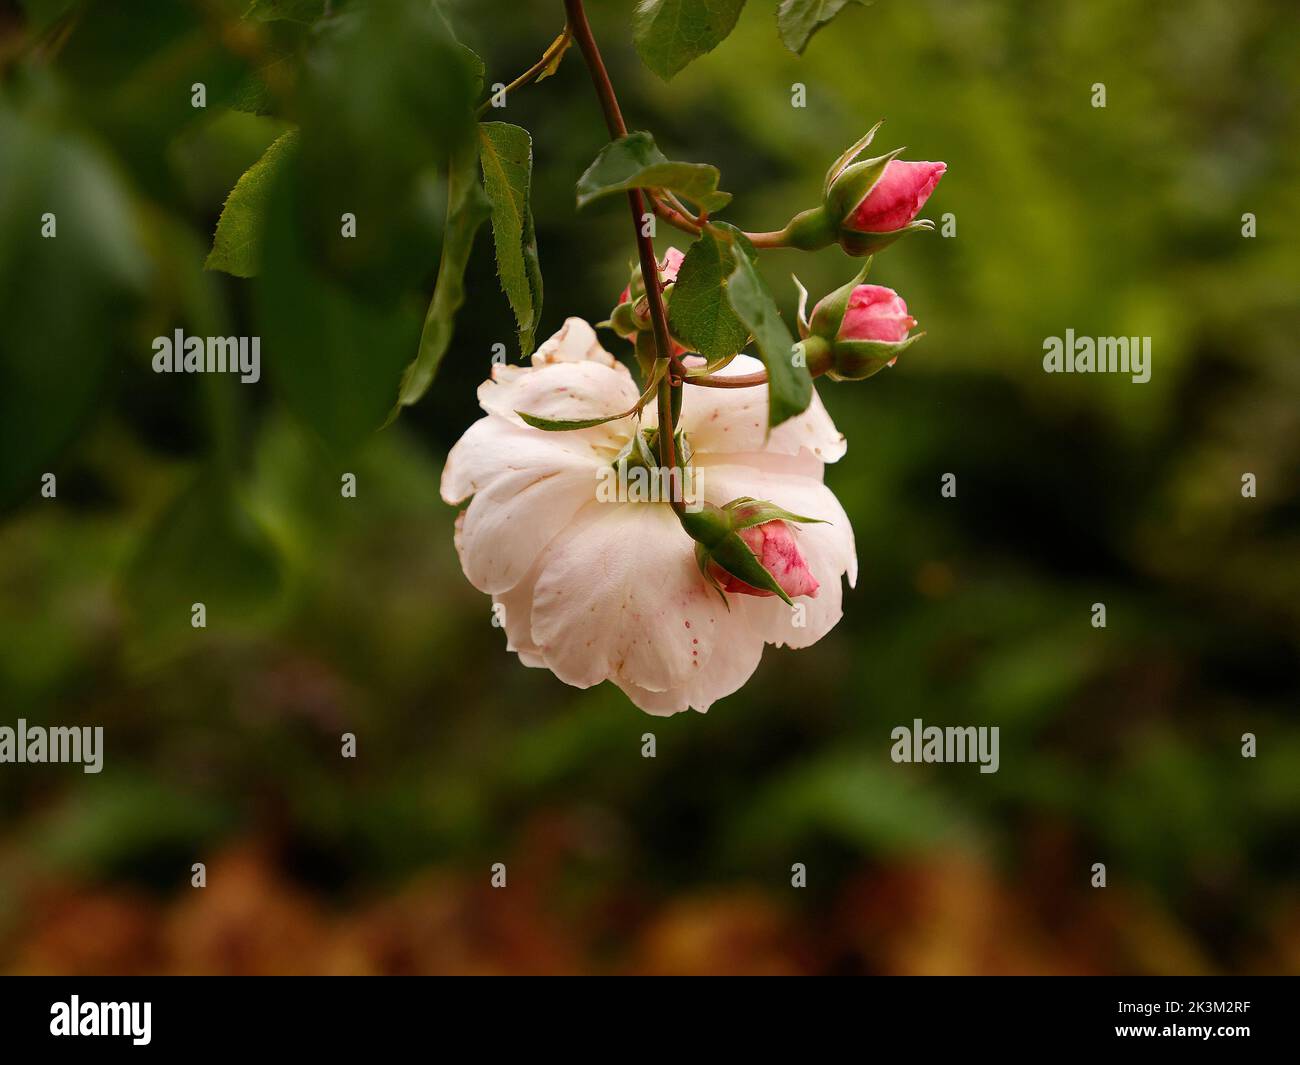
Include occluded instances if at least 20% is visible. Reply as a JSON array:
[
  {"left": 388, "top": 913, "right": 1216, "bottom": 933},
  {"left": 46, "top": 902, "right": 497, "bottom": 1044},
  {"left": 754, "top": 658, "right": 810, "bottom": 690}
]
[
  {"left": 707, "top": 520, "right": 820, "bottom": 600},
  {"left": 849, "top": 160, "right": 946, "bottom": 234},
  {"left": 799, "top": 266, "right": 923, "bottom": 381},
  {"left": 837, "top": 284, "right": 917, "bottom": 343}
]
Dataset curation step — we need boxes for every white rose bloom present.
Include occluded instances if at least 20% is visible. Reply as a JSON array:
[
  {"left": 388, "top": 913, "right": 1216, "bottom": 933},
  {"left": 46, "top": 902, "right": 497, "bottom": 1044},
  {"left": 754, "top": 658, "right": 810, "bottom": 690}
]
[{"left": 440, "top": 318, "right": 857, "bottom": 715}]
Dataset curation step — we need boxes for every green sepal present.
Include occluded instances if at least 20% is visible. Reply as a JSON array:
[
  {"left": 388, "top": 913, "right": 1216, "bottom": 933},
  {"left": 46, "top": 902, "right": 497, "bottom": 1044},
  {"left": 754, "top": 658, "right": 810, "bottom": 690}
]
[
  {"left": 826, "top": 331, "right": 924, "bottom": 381},
  {"left": 609, "top": 300, "right": 639, "bottom": 338},
  {"left": 678, "top": 500, "right": 730, "bottom": 546},
  {"left": 823, "top": 120, "right": 883, "bottom": 194},
  {"left": 706, "top": 531, "right": 794, "bottom": 605},
  {"left": 839, "top": 219, "right": 934, "bottom": 257},
  {"left": 793, "top": 275, "right": 811, "bottom": 339},
  {"left": 807, "top": 258, "right": 873, "bottom": 340},
  {"left": 634, "top": 330, "right": 660, "bottom": 381},
  {"left": 693, "top": 541, "right": 731, "bottom": 610},
  {"left": 825, "top": 147, "right": 906, "bottom": 226},
  {"left": 517, "top": 410, "right": 631, "bottom": 431},
  {"left": 722, "top": 496, "right": 827, "bottom": 531},
  {"left": 777, "top": 205, "right": 836, "bottom": 251},
  {"left": 677, "top": 498, "right": 813, "bottom": 606}
]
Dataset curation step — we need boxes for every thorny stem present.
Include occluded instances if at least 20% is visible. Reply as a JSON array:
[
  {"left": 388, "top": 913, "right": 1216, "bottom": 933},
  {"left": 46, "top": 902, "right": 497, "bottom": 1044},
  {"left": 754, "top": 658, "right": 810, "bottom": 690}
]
[{"left": 564, "top": 0, "right": 683, "bottom": 513}]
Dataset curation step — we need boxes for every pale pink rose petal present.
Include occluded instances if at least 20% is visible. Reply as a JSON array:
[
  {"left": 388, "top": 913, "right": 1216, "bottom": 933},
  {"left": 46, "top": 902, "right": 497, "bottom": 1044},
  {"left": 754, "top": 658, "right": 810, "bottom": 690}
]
[
  {"left": 440, "top": 415, "right": 606, "bottom": 505},
  {"left": 660, "top": 354, "right": 847, "bottom": 463},
  {"left": 614, "top": 626, "right": 766, "bottom": 715},
  {"left": 476, "top": 361, "right": 639, "bottom": 448},
  {"left": 530, "top": 501, "right": 732, "bottom": 694},
  {"left": 489, "top": 553, "right": 548, "bottom": 668},
  {"left": 456, "top": 466, "right": 598, "bottom": 594},
  {"left": 659, "top": 247, "right": 686, "bottom": 284},
  {"left": 532, "top": 317, "right": 621, "bottom": 367}
]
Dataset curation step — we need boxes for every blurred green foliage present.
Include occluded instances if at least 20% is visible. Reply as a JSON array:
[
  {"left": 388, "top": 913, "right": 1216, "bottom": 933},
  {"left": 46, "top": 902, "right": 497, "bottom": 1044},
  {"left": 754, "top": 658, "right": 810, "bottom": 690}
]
[{"left": 0, "top": 0, "right": 1298, "bottom": 974}]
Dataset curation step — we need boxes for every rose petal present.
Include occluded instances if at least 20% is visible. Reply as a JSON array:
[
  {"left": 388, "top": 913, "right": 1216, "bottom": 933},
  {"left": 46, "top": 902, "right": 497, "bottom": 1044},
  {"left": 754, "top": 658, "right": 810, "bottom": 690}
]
[
  {"left": 651, "top": 355, "right": 847, "bottom": 463},
  {"left": 440, "top": 415, "right": 605, "bottom": 505},
  {"left": 614, "top": 626, "right": 766, "bottom": 715},
  {"left": 530, "top": 501, "right": 730, "bottom": 693},
  {"left": 456, "top": 465, "right": 598, "bottom": 594},
  {"left": 532, "top": 317, "right": 622, "bottom": 368}
]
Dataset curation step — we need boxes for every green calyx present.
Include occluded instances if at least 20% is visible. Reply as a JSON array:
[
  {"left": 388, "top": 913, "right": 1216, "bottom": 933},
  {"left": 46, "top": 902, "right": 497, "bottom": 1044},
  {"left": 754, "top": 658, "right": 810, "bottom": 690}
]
[
  {"left": 610, "top": 300, "right": 640, "bottom": 338},
  {"left": 825, "top": 147, "right": 905, "bottom": 228},
  {"left": 824, "top": 331, "right": 924, "bottom": 381},
  {"left": 837, "top": 218, "right": 935, "bottom": 257},
  {"left": 774, "top": 206, "right": 837, "bottom": 252},
  {"left": 802, "top": 258, "right": 873, "bottom": 341},
  {"left": 823, "top": 120, "right": 884, "bottom": 194},
  {"left": 677, "top": 497, "right": 825, "bottom": 606}
]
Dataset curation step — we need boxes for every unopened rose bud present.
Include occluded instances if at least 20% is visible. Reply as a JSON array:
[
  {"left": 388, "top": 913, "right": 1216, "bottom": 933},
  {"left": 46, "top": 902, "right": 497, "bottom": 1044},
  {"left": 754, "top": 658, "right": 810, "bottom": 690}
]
[
  {"left": 679, "top": 498, "right": 823, "bottom": 605},
  {"left": 797, "top": 265, "right": 922, "bottom": 381},
  {"left": 844, "top": 160, "right": 946, "bottom": 236},
  {"left": 837, "top": 284, "right": 916, "bottom": 342},
  {"left": 775, "top": 126, "right": 946, "bottom": 257},
  {"left": 825, "top": 154, "right": 946, "bottom": 256},
  {"left": 708, "top": 519, "right": 819, "bottom": 600}
]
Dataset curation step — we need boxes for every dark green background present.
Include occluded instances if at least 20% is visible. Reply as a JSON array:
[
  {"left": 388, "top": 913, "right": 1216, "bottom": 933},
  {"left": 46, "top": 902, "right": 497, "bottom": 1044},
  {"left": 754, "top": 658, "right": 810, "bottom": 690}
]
[{"left": 0, "top": 0, "right": 1297, "bottom": 973}]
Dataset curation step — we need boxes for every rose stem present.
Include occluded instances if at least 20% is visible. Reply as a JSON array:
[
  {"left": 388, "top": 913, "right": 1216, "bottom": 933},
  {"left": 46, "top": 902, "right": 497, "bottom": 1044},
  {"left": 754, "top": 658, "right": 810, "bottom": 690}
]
[{"left": 564, "top": 0, "right": 683, "bottom": 512}]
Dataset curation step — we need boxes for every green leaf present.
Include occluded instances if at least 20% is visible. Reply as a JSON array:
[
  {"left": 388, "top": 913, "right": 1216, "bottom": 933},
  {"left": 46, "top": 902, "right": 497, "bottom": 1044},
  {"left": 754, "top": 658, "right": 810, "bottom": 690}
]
[
  {"left": 517, "top": 360, "right": 665, "bottom": 431},
  {"left": 479, "top": 122, "right": 542, "bottom": 356},
  {"left": 396, "top": 140, "right": 492, "bottom": 410},
  {"left": 776, "top": 0, "right": 868, "bottom": 54},
  {"left": 205, "top": 128, "right": 297, "bottom": 278},
  {"left": 633, "top": 0, "right": 747, "bottom": 80},
  {"left": 517, "top": 410, "right": 630, "bottom": 432},
  {"left": 253, "top": 148, "right": 424, "bottom": 451},
  {"left": 669, "top": 224, "right": 754, "bottom": 361},
  {"left": 0, "top": 101, "right": 148, "bottom": 510},
  {"left": 576, "top": 132, "right": 731, "bottom": 214},
  {"left": 290, "top": 0, "right": 480, "bottom": 298},
  {"left": 726, "top": 250, "right": 813, "bottom": 428}
]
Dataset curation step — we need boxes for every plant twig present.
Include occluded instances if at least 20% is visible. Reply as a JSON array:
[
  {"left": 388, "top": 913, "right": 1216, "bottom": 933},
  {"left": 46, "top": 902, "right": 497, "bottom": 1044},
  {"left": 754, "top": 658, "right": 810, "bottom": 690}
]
[{"left": 475, "top": 25, "right": 573, "bottom": 118}]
